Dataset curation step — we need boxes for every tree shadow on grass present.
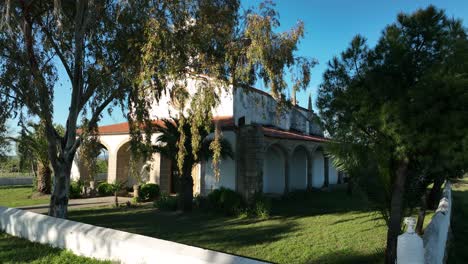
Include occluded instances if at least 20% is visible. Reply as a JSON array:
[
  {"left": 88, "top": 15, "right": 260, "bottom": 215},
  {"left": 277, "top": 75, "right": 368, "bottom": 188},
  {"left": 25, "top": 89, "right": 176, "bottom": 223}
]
[
  {"left": 0, "top": 233, "right": 61, "bottom": 262},
  {"left": 311, "top": 248, "right": 384, "bottom": 264},
  {"left": 69, "top": 206, "right": 297, "bottom": 250}
]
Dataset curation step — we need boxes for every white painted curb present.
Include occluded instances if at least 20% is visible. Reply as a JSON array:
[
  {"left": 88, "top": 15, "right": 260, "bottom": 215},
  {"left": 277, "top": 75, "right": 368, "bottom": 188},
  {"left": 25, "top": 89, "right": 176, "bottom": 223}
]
[{"left": 0, "top": 207, "right": 268, "bottom": 264}]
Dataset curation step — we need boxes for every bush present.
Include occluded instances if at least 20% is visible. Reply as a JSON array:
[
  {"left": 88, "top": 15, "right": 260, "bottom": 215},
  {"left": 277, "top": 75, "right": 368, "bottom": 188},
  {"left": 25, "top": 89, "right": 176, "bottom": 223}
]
[
  {"left": 207, "top": 187, "right": 245, "bottom": 216},
  {"left": 248, "top": 193, "right": 272, "bottom": 218},
  {"left": 154, "top": 193, "right": 178, "bottom": 211},
  {"left": 139, "top": 183, "right": 160, "bottom": 201},
  {"left": 193, "top": 194, "right": 209, "bottom": 210},
  {"left": 69, "top": 180, "right": 83, "bottom": 199},
  {"left": 97, "top": 182, "right": 113, "bottom": 196}
]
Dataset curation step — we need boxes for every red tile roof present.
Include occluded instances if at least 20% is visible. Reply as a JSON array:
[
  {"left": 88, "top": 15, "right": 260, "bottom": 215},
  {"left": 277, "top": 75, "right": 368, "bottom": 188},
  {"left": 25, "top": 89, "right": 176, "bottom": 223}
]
[
  {"left": 262, "top": 126, "right": 328, "bottom": 142},
  {"left": 85, "top": 116, "right": 235, "bottom": 135}
]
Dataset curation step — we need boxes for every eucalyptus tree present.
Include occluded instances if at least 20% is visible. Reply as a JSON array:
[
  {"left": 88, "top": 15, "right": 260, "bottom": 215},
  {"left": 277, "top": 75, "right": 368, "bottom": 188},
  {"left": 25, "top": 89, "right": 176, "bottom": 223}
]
[
  {"left": 0, "top": 1, "right": 154, "bottom": 218},
  {"left": 135, "top": 0, "right": 314, "bottom": 210},
  {"left": 317, "top": 6, "right": 468, "bottom": 263}
]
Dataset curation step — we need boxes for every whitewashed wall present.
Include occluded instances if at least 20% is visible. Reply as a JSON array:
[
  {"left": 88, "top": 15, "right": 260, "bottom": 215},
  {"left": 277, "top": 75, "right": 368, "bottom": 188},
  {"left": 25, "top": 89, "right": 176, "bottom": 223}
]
[
  {"left": 149, "top": 79, "right": 234, "bottom": 120},
  {"left": 312, "top": 152, "right": 324, "bottom": 188},
  {"left": 0, "top": 207, "right": 266, "bottom": 264},
  {"left": 263, "top": 146, "right": 285, "bottom": 194},
  {"left": 423, "top": 182, "right": 452, "bottom": 264},
  {"left": 290, "top": 148, "right": 308, "bottom": 190},
  {"left": 203, "top": 131, "right": 237, "bottom": 193},
  {"left": 328, "top": 161, "right": 338, "bottom": 185}
]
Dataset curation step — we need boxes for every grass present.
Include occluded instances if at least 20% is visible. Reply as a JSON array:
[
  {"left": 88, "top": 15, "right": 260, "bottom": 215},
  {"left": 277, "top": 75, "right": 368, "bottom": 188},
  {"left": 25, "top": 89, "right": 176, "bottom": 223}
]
[
  {"left": 0, "top": 172, "right": 32, "bottom": 178},
  {"left": 0, "top": 185, "right": 50, "bottom": 207},
  {"left": 0, "top": 232, "right": 110, "bottom": 264},
  {"left": 69, "top": 189, "right": 388, "bottom": 264},
  {"left": 447, "top": 178, "right": 468, "bottom": 263}
]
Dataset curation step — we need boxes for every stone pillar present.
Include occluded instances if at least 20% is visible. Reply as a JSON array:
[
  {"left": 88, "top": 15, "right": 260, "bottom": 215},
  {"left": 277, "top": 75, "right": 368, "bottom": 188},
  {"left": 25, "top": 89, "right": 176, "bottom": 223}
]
[
  {"left": 237, "top": 125, "right": 264, "bottom": 199},
  {"left": 324, "top": 156, "right": 329, "bottom": 188},
  {"left": 284, "top": 155, "right": 291, "bottom": 194},
  {"left": 149, "top": 152, "right": 161, "bottom": 184},
  {"left": 307, "top": 151, "right": 313, "bottom": 190},
  {"left": 107, "top": 150, "right": 118, "bottom": 184}
]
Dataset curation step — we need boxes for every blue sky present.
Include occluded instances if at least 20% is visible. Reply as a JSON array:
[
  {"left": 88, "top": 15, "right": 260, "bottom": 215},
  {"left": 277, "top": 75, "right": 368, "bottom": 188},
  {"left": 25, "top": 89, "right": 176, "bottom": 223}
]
[{"left": 23, "top": 0, "right": 468, "bottom": 127}]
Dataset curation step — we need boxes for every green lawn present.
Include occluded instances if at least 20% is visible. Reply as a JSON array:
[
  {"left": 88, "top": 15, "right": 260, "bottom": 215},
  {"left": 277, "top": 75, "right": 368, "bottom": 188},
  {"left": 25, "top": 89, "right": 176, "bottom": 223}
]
[
  {"left": 0, "top": 232, "right": 109, "bottom": 264},
  {"left": 69, "top": 189, "right": 387, "bottom": 264},
  {"left": 0, "top": 185, "right": 50, "bottom": 207},
  {"left": 447, "top": 178, "right": 468, "bottom": 263}
]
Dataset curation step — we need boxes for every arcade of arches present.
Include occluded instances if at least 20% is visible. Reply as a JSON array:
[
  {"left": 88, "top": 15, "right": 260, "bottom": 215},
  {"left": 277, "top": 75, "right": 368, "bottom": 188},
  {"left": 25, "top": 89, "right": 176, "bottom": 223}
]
[{"left": 72, "top": 123, "right": 342, "bottom": 198}]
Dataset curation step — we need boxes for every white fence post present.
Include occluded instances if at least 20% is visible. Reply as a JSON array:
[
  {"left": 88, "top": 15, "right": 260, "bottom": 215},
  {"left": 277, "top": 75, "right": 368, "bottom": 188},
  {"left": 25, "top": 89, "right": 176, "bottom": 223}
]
[{"left": 397, "top": 217, "right": 424, "bottom": 263}]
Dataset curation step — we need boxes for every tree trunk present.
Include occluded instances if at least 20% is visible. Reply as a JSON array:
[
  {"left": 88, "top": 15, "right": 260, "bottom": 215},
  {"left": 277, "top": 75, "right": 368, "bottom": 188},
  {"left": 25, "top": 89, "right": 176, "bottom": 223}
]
[
  {"left": 385, "top": 160, "right": 408, "bottom": 264},
  {"left": 48, "top": 163, "right": 71, "bottom": 218},
  {"left": 37, "top": 163, "right": 51, "bottom": 194},
  {"left": 178, "top": 164, "right": 193, "bottom": 212},
  {"left": 416, "top": 192, "right": 428, "bottom": 235},
  {"left": 114, "top": 191, "right": 119, "bottom": 207},
  {"left": 427, "top": 176, "right": 444, "bottom": 210}
]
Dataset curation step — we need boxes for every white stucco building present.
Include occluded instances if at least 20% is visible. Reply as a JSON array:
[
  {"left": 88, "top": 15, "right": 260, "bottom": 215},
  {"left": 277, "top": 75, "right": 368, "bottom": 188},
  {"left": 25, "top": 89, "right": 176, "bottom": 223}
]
[{"left": 71, "top": 80, "right": 341, "bottom": 197}]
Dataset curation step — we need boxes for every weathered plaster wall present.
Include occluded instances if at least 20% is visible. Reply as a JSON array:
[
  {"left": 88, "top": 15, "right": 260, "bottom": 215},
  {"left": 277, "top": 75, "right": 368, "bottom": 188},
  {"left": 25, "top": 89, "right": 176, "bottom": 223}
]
[
  {"left": 312, "top": 151, "right": 324, "bottom": 188},
  {"left": 263, "top": 145, "right": 286, "bottom": 194},
  {"left": 328, "top": 160, "right": 338, "bottom": 185},
  {"left": 203, "top": 131, "right": 237, "bottom": 193},
  {"left": 148, "top": 79, "right": 234, "bottom": 120},
  {"left": 290, "top": 148, "right": 308, "bottom": 190},
  {"left": 423, "top": 182, "right": 452, "bottom": 264},
  {"left": 0, "top": 207, "right": 266, "bottom": 264}
]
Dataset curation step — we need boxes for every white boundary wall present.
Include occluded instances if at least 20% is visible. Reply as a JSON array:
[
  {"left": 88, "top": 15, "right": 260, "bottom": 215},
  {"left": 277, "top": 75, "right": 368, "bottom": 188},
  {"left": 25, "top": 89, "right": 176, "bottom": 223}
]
[
  {"left": 0, "top": 207, "right": 268, "bottom": 264},
  {"left": 422, "top": 182, "right": 452, "bottom": 264}
]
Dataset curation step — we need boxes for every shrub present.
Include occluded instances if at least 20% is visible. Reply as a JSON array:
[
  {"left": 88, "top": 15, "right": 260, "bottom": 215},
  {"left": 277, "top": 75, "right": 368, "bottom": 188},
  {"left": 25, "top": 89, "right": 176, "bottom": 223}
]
[
  {"left": 69, "top": 180, "right": 83, "bottom": 199},
  {"left": 154, "top": 193, "right": 178, "bottom": 211},
  {"left": 248, "top": 193, "right": 272, "bottom": 218},
  {"left": 97, "top": 182, "right": 113, "bottom": 196},
  {"left": 207, "top": 187, "right": 245, "bottom": 216},
  {"left": 139, "top": 183, "right": 160, "bottom": 201},
  {"left": 193, "top": 194, "right": 209, "bottom": 210}
]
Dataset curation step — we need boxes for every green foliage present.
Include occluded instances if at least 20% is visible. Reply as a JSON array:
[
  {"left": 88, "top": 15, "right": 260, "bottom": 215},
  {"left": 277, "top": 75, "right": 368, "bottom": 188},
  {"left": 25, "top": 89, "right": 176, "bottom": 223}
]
[
  {"left": 317, "top": 6, "right": 468, "bottom": 262},
  {"left": 207, "top": 187, "right": 245, "bottom": 216},
  {"left": 153, "top": 193, "right": 178, "bottom": 211},
  {"left": 247, "top": 192, "right": 272, "bottom": 218},
  {"left": 139, "top": 183, "right": 160, "bottom": 201},
  {"left": 97, "top": 183, "right": 113, "bottom": 197},
  {"left": 69, "top": 181, "right": 84, "bottom": 199}
]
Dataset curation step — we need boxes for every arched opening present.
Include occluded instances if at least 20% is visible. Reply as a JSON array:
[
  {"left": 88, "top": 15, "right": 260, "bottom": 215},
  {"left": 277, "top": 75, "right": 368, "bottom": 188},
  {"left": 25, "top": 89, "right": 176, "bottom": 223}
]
[
  {"left": 116, "top": 141, "right": 131, "bottom": 186},
  {"left": 290, "top": 146, "right": 308, "bottom": 190},
  {"left": 115, "top": 141, "right": 151, "bottom": 187},
  {"left": 263, "top": 144, "right": 286, "bottom": 194},
  {"left": 95, "top": 146, "right": 109, "bottom": 183},
  {"left": 74, "top": 142, "right": 109, "bottom": 184},
  {"left": 328, "top": 159, "right": 338, "bottom": 185},
  {"left": 312, "top": 148, "right": 325, "bottom": 188}
]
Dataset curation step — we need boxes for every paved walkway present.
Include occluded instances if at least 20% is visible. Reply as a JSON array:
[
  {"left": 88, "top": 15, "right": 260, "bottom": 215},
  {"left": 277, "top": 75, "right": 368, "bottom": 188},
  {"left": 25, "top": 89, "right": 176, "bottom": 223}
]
[{"left": 17, "top": 196, "right": 133, "bottom": 214}]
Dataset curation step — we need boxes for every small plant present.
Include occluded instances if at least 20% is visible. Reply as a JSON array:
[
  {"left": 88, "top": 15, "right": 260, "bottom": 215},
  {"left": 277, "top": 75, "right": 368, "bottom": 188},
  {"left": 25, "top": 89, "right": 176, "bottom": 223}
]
[
  {"left": 97, "top": 182, "right": 113, "bottom": 196},
  {"left": 207, "top": 187, "right": 245, "bottom": 216},
  {"left": 69, "top": 180, "right": 84, "bottom": 199},
  {"left": 193, "top": 194, "right": 209, "bottom": 210},
  {"left": 139, "top": 183, "right": 160, "bottom": 201},
  {"left": 154, "top": 193, "right": 178, "bottom": 211},
  {"left": 109, "top": 180, "right": 127, "bottom": 207},
  {"left": 248, "top": 192, "right": 272, "bottom": 218}
]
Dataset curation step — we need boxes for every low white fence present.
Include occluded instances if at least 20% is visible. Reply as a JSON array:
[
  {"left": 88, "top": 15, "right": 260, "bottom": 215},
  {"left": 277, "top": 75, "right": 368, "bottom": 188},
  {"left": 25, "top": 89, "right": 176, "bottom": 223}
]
[
  {"left": 0, "top": 177, "right": 33, "bottom": 186},
  {"left": 0, "top": 206, "right": 268, "bottom": 264},
  {"left": 397, "top": 182, "right": 452, "bottom": 264}
]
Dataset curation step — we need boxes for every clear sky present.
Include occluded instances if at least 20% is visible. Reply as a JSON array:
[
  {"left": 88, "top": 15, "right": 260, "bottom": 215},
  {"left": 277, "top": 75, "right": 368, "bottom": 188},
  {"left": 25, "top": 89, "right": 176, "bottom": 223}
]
[{"left": 20, "top": 0, "right": 468, "bottom": 127}]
